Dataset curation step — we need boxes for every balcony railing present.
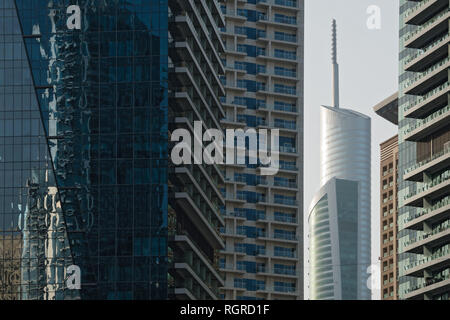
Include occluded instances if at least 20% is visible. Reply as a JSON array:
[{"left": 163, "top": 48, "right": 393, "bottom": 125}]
[
  {"left": 403, "top": 57, "right": 450, "bottom": 91},
  {"left": 404, "top": 268, "right": 450, "bottom": 296},
  {"left": 404, "top": 144, "right": 450, "bottom": 177},
  {"left": 404, "top": 0, "right": 435, "bottom": 20},
  {"left": 274, "top": 0, "right": 298, "bottom": 8},
  {"left": 273, "top": 233, "right": 297, "bottom": 241},
  {"left": 273, "top": 51, "right": 297, "bottom": 61},
  {"left": 404, "top": 247, "right": 450, "bottom": 271},
  {"left": 279, "top": 146, "right": 297, "bottom": 154},
  {"left": 404, "top": 219, "right": 450, "bottom": 247},
  {"left": 404, "top": 82, "right": 449, "bottom": 113},
  {"left": 273, "top": 198, "right": 298, "bottom": 206},
  {"left": 273, "top": 180, "right": 297, "bottom": 188},
  {"left": 404, "top": 169, "right": 450, "bottom": 201},
  {"left": 404, "top": 33, "right": 450, "bottom": 66},
  {"left": 403, "top": 105, "right": 450, "bottom": 136},
  {"left": 273, "top": 268, "right": 296, "bottom": 276},
  {"left": 404, "top": 195, "right": 450, "bottom": 224},
  {"left": 274, "top": 121, "right": 297, "bottom": 130},
  {"left": 274, "top": 33, "right": 297, "bottom": 43},
  {"left": 404, "top": 9, "right": 450, "bottom": 43}
]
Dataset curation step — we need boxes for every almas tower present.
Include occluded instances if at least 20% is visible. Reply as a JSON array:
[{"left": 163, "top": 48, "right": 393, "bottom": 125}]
[{"left": 308, "top": 20, "right": 371, "bottom": 300}]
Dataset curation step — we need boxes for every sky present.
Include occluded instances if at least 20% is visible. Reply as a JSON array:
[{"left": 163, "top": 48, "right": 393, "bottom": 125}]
[{"left": 303, "top": 0, "right": 399, "bottom": 299}]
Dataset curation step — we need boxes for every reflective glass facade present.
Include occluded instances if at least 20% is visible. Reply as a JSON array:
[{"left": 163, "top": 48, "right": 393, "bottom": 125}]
[
  {"left": 308, "top": 104, "right": 371, "bottom": 300},
  {"left": 308, "top": 178, "right": 358, "bottom": 300},
  {"left": 0, "top": 0, "right": 168, "bottom": 300}
]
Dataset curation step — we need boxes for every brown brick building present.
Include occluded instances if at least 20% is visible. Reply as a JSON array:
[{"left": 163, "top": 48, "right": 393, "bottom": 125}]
[
  {"left": 380, "top": 136, "right": 399, "bottom": 299},
  {"left": 374, "top": 93, "right": 399, "bottom": 300}
]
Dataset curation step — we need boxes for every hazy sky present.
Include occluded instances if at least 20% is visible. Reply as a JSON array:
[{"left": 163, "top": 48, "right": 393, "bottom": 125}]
[{"left": 303, "top": 0, "right": 399, "bottom": 299}]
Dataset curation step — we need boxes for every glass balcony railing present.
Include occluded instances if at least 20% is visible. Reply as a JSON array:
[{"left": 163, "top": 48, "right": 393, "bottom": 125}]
[
  {"left": 404, "top": 0, "right": 434, "bottom": 20},
  {"left": 273, "top": 268, "right": 296, "bottom": 276},
  {"left": 274, "top": 0, "right": 298, "bottom": 8},
  {"left": 273, "top": 232, "right": 297, "bottom": 241},
  {"left": 404, "top": 144, "right": 450, "bottom": 176},
  {"left": 274, "top": 69, "right": 297, "bottom": 78},
  {"left": 274, "top": 214, "right": 297, "bottom": 223},
  {"left": 274, "top": 251, "right": 296, "bottom": 258},
  {"left": 404, "top": 9, "right": 450, "bottom": 43},
  {"left": 404, "top": 105, "right": 450, "bottom": 136},
  {"left": 273, "top": 33, "right": 297, "bottom": 43},
  {"left": 403, "top": 57, "right": 450, "bottom": 90},
  {"left": 404, "top": 268, "right": 450, "bottom": 295},
  {"left": 404, "top": 82, "right": 449, "bottom": 113},
  {"left": 273, "top": 198, "right": 297, "bottom": 206},
  {"left": 404, "top": 170, "right": 450, "bottom": 201},
  {"left": 274, "top": 121, "right": 297, "bottom": 130},
  {"left": 279, "top": 146, "right": 297, "bottom": 154},
  {"left": 274, "top": 103, "right": 297, "bottom": 113},
  {"left": 274, "top": 86, "right": 297, "bottom": 95},
  {"left": 404, "top": 33, "right": 450, "bottom": 66},
  {"left": 273, "top": 16, "right": 297, "bottom": 25},
  {"left": 273, "top": 180, "right": 297, "bottom": 188},
  {"left": 404, "top": 196, "right": 450, "bottom": 224},
  {"left": 273, "top": 285, "right": 296, "bottom": 293},
  {"left": 404, "top": 219, "right": 450, "bottom": 247},
  {"left": 404, "top": 247, "right": 450, "bottom": 271},
  {"left": 223, "top": 211, "right": 247, "bottom": 219},
  {"left": 279, "top": 163, "right": 298, "bottom": 171},
  {"left": 273, "top": 51, "right": 297, "bottom": 60}
]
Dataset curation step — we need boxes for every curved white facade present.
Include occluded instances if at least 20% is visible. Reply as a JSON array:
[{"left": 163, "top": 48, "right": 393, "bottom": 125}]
[{"left": 309, "top": 105, "right": 371, "bottom": 300}]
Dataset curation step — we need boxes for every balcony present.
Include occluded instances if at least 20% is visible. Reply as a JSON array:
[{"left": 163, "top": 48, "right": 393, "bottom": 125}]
[
  {"left": 405, "top": 33, "right": 450, "bottom": 72},
  {"left": 404, "top": 81, "right": 449, "bottom": 118},
  {"left": 222, "top": 211, "right": 247, "bottom": 221},
  {"left": 404, "top": 105, "right": 450, "bottom": 141},
  {"left": 403, "top": 222, "right": 450, "bottom": 254},
  {"left": 404, "top": 145, "right": 450, "bottom": 182},
  {"left": 403, "top": 248, "right": 450, "bottom": 277},
  {"left": 171, "top": 262, "right": 220, "bottom": 300},
  {"left": 404, "top": 9, "right": 450, "bottom": 49},
  {"left": 404, "top": 196, "right": 450, "bottom": 230},
  {"left": 404, "top": 0, "right": 449, "bottom": 26},
  {"left": 279, "top": 145, "right": 298, "bottom": 156},
  {"left": 219, "top": 264, "right": 245, "bottom": 274},
  {"left": 169, "top": 8, "right": 224, "bottom": 72},
  {"left": 404, "top": 170, "right": 450, "bottom": 207},
  {"left": 259, "top": 197, "right": 298, "bottom": 209},
  {"left": 221, "top": 229, "right": 247, "bottom": 239},
  {"left": 170, "top": 40, "right": 225, "bottom": 97},
  {"left": 223, "top": 10, "right": 247, "bottom": 22},
  {"left": 404, "top": 278, "right": 450, "bottom": 299},
  {"left": 220, "top": 117, "right": 246, "bottom": 128},
  {"left": 256, "top": 0, "right": 300, "bottom": 11},
  {"left": 169, "top": 66, "right": 224, "bottom": 127},
  {"left": 170, "top": 234, "right": 224, "bottom": 296},
  {"left": 256, "top": 16, "right": 298, "bottom": 29},
  {"left": 403, "top": 57, "right": 449, "bottom": 95},
  {"left": 256, "top": 53, "right": 299, "bottom": 65},
  {"left": 272, "top": 180, "right": 298, "bottom": 190},
  {"left": 171, "top": 184, "right": 225, "bottom": 249}
]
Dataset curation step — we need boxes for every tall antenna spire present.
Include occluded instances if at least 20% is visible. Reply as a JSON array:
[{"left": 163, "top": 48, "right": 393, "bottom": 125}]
[{"left": 332, "top": 19, "right": 340, "bottom": 108}]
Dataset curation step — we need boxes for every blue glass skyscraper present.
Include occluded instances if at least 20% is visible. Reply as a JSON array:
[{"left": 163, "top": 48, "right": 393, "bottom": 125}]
[{"left": 0, "top": 0, "right": 225, "bottom": 300}]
